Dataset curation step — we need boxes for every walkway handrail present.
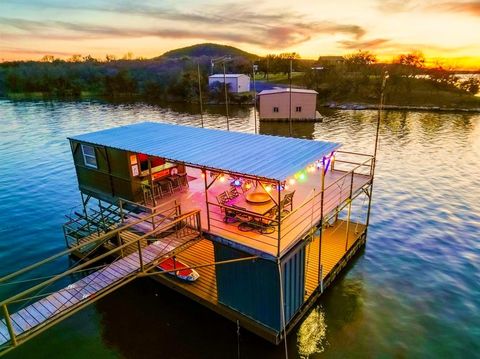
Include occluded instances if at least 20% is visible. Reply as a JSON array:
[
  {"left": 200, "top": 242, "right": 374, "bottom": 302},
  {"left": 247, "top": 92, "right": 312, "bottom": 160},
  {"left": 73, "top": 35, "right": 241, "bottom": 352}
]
[
  {"left": 118, "top": 197, "right": 180, "bottom": 215},
  {"left": 324, "top": 156, "right": 373, "bottom": 192},
  {"left": 0, "top": 209, "right": 201, "bottom": 308},
  {"left": 0, "top": 203, "right": 181, "bottom": 285}
]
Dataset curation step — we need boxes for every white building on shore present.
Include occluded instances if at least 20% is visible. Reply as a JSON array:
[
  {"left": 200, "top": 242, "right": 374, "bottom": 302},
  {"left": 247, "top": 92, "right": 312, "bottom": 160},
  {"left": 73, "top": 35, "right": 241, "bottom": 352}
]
[{"left": 208, "top": 74, "right": 250, "bottom": 93}]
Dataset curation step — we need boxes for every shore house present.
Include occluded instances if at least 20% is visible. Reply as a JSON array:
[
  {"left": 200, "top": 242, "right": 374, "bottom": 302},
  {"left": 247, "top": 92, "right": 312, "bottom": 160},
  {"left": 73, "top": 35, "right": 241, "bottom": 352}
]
[
  {"left": 0, "top": 122, "right": 376, "bottom": 353},
  {"left": 208, "top": 74, "right": 250, "bottom": 93},
  {"left": 258, "top": 88, "right": 318, "bottom": 121}
]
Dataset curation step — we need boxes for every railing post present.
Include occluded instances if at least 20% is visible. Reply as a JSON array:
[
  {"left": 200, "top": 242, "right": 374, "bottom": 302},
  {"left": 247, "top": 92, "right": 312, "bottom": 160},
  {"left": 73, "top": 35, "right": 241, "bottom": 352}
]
[
  {"left": 118, "top": 199, "right": 124, "bottom": 224},
  {"left": 320, "top": 265, "right": 324, "bottom": 293},
  {"left": 137, "top": 240, "right": 144, "bottom": 272},
  {"left": 2, "top": 304, "right": 17, "bottom": 346},
  {"left": 203, "top": 170, "right": 211, "bottom": 231},
  {"left": 62, "top": 225, "right": 68, "bottom": 248},
  {"left": 98, "top": 199, "right": 106, "bottom": 230},
  {"left": 277, "top": 181, "right": 282, "bottom": 258},
  {"left": 349, "top": 170, "right": 354, "bottom": 199},
  {"left": 318, "top": 165, "right": 325, "bottom": 285},
  {"left": 345, "top": 199, "right": 352, "bottom": 251},
  {"left": 197, "top": 211, "right": 202, "bottom": 233}
]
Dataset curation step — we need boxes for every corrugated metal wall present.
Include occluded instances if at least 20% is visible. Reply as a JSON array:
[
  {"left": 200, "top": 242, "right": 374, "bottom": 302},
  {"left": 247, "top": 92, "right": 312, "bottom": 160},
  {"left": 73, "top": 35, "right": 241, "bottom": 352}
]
[
  {"left": 282, "top": 247, "right": 305, "bottom": 322},
  {"left": 214, "top": 242, "right": 281, "bottom": 331},
  {"left": 214, "top": 240, "right": 306, "bottom": 331}
]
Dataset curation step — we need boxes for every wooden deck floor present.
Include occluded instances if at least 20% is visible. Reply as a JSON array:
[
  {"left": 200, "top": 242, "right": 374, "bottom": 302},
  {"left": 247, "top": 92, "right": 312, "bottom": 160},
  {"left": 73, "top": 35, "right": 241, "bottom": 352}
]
[
  {"left": 153, "top": 239, "right": 218, "bottom": 305},
  {"left": 147, "top": 167, "right": 371, "bottom": 258},
  {"left": 0, "top": 232, "right": 200, "bottom": 346},
  {"left": 304, "top": 219, "right": 366, "bottom": 299},
  {"left": 151, "top": 220, "right": 365, "bottom": 321}
]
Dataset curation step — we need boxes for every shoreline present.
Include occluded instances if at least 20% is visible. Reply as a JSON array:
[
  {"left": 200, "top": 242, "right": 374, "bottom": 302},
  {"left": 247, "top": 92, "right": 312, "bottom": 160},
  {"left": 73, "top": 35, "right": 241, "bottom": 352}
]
[
  {"left": 2, "top": 95, "right": 480, "bottom": 114},
  {"left": 322, "top": 102, "right": 480, "bottom": 113}
]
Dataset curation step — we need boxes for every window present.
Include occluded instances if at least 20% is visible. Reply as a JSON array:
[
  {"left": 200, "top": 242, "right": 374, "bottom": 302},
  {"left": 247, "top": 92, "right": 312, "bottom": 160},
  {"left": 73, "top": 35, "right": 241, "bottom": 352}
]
[
  {"left": 273, "top": 107, "right": 279, "bottom": 112},
  {"left": 296, "top": 106, "right": 302, "bottom": 112},
  {"left": 81, "top": 144, "right": 97, "bottom": 168}
]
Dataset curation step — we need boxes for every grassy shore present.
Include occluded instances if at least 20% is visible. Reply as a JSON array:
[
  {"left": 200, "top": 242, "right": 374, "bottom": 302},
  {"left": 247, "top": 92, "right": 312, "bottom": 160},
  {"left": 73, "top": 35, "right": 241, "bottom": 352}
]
[{"left": 260, "top": 73, "right": 480, "bottom": 110}]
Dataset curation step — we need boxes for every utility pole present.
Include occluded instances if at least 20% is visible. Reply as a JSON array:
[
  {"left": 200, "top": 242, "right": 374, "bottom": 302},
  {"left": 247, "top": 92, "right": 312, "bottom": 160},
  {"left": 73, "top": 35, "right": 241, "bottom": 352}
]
[
  {"left": 223, "top": 61, "right": 229, "bottom": 131},
  {"left": 253, "top": 63, "right": 258, "bottom": 134},
  {"left": 211, "top": 55, "right": 232, "bottom": 131},
  {"left": 374, "top": 70, "right": 389, "bottom": 165},
  {"left": 197, "top": 63, "right": 204, "bottom": 128},
  {"left": 288, "top": 58, "right": 293, "bottom": 137}
]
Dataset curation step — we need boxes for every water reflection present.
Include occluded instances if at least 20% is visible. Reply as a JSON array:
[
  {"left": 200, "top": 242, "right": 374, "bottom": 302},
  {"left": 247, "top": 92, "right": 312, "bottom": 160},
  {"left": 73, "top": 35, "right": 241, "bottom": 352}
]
[
  {"left": 297, "top": 306, "right": 327, "bottom": 358},
  {"left": 260, "top": 121, "right": 316, "bottom": 139},
  {"left": 1, "top": 100, "right": 480, "bottom": 358}
]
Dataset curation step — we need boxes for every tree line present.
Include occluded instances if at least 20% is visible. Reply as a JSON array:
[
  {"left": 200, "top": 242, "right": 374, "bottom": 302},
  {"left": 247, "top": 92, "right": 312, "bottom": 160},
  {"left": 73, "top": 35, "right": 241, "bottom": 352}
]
[
  {"left": 301, "top": 50, "right": 479, "bottom": 106},
  {"left": 0, "top": 50, "right": 478, "bottom": 106}
]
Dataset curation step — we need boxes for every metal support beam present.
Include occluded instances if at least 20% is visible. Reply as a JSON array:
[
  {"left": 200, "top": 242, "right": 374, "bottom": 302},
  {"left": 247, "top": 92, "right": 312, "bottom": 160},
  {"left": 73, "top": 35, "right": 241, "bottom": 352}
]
[
  {"left": 138, "top": 255, "right": 259, "bottom": 277},
  {"left": 277, "top": 181, "right": 282, "bottom": 258},
  {"left": 147, "top": 157, "right": 156, "bottom": 207},
  {"left": 318, "top": 163, "right": 325, "bottom": 284},
  {"left": 345, "top": 199, "right": 352, "bottom": 251},
  {"left": 2, "top": 304, "right": 17, "bottom": 346},
  {"left": 203, "top": 170, "right": 211, "bottom": 232}
]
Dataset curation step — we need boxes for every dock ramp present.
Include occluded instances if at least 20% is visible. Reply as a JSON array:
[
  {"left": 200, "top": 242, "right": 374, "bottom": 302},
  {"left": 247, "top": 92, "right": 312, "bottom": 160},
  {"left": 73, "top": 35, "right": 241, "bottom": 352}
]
[{"left": 0, "top": 209, "right": 202, "bottom": 356}]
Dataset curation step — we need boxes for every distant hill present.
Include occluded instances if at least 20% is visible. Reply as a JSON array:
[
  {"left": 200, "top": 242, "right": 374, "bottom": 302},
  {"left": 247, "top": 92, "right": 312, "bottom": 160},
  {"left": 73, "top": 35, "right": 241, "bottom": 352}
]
[{"left": 157, "top": 43, "right": 259, "bottom": 61}]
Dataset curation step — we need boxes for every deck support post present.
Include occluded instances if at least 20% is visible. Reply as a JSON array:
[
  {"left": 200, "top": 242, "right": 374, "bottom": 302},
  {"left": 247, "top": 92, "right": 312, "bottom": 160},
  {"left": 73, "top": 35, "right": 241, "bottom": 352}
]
[
  {"left": 320, "top": 265, "right": 323, "bottom": 293},
  {"left": 137, "top": 240, "right": 144, "bottom": 272},
  {"left": 148, "top": 157, "right": 156, "bottom": 207},
  {"left": 277, "top": 260, "right": 288, "bottom": 356},
  {"left": 80, "top": 192, "right": 91, "bottom": 233},
  {"left": 118, "top": 199, "right": 124, "bottom": 224},
  {"left": 98, "top": 199, "right": 106, "bottom": 229},
  {"left": 277, "top": 180, "right": 282, "bottom": 258},
  {"left": 318, "top": 161, "right": 325, "bottom": 284},
  {"left": 365, "top": 179, "right": 374, "bottom": 230},
  {"left": 345, "top": 199, "right": 352, "bottom": 251},
  {"left": 203, "top": 169, "right": 211, "bottom": 232},
  {"left": 2, "top": 304, "right": 17, "bottom": 346}
]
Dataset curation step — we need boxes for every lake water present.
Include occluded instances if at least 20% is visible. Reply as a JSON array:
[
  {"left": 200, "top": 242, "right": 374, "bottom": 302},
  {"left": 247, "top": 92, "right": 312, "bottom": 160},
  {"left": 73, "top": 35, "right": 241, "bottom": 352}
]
[{"left": 0, "top": 100, "right": 479, "bottom": 358}]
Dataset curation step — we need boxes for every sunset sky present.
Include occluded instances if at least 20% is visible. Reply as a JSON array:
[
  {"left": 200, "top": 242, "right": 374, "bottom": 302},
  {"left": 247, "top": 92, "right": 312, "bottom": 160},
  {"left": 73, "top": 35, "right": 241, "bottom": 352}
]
[{"left": 1, "top": 0, "right": 479, "bottom": 69}]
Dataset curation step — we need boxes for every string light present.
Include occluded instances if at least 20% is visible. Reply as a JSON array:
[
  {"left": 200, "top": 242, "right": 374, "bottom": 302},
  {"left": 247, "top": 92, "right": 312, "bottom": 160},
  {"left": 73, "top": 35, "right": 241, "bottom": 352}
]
[
  {"left": 245, "top": 182, "right": 252, "bottom": 190},
  {"left": 219, "top": 174, "right": 226, "bottom": 182},
  {"left": 265, "top": 185, "right": 272, "bottom": 192},
  {"left": 289, "top": 178, "right": 296, "bottom": 186}
]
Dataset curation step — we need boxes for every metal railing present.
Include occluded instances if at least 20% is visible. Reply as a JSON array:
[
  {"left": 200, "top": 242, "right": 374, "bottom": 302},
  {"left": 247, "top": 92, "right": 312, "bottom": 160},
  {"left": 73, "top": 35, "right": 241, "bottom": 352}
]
[
  {"left": 207, "top": 201, "right": 280, "bottom": 254},
  {"left": 0, "top": 209, "right": 201, "bottom": 354},
  {"left": 118, "top": 198, "right": 181, "bottom": 235},
  {"left": 278, "top": 152, "right": 374, "bottom": 253},
  {"left": 200, "top": 152, "right": 374, "bottom": 257}
]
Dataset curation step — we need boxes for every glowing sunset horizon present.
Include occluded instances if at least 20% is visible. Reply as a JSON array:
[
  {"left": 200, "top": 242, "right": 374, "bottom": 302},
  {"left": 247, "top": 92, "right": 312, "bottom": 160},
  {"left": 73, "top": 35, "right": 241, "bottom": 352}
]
[{"left": 1, "top": 0, "right": 479, "bottom": 70}]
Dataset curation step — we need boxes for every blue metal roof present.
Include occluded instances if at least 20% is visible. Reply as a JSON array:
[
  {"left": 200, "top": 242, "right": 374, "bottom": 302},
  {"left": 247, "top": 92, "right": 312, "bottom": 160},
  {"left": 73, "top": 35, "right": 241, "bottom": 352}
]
[{"left": 69, "top": 122, "right": 341, "bottom": 182}]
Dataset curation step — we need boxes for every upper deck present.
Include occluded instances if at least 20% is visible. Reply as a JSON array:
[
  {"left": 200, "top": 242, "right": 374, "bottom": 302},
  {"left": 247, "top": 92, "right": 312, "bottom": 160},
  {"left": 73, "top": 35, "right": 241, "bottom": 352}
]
[{"left": 69, "top": 122, "right": 373, "bottom": 259}]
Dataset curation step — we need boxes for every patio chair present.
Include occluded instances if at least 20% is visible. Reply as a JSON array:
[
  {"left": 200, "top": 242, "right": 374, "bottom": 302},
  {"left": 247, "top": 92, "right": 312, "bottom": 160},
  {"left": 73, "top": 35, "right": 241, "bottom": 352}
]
[
  {"left": 238, "top": 207, "right": 277, "bottom": 234},
  {"left": 178, "top": 171, "right": 189, "bottom": 188},
  {"left": 141, "top": 183, "right": 154, "bottom": 205},
  {"left": 227, "top": 186, "right": 240, "bottom": 200},
  {"left": 283, "top": 190, "right": 295, "bottom": 213},
  {"left": 156, "top": 180, "right": 173, "bottom": 197}
]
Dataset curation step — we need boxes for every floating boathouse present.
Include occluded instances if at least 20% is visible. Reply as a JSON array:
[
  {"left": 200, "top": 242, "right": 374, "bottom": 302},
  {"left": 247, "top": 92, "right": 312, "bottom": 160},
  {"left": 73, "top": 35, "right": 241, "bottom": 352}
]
[{"left": 0, "top": 122, "right": 375, "bottom": 354}]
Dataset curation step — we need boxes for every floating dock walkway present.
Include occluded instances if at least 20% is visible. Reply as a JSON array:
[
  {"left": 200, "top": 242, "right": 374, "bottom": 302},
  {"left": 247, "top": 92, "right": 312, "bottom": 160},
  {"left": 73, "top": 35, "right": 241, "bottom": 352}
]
[{"left": 0, "top": 209, "right": 203, "bottom": 356}]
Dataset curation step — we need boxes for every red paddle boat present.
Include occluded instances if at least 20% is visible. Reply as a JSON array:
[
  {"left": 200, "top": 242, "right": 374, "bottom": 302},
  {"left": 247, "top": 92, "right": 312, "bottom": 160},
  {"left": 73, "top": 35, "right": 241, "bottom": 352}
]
[{"left": 156, "top": 257, "right": 200, "bottom": 282}]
